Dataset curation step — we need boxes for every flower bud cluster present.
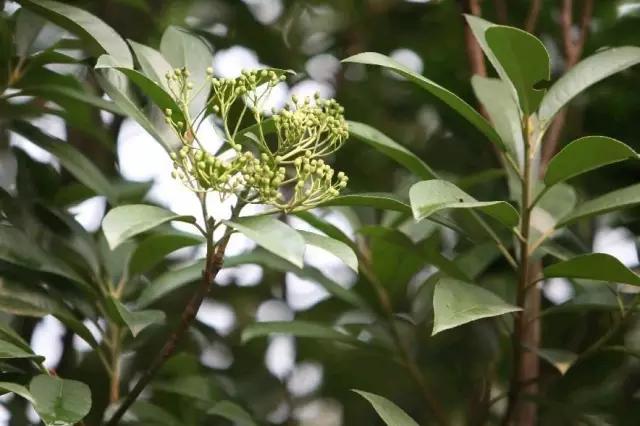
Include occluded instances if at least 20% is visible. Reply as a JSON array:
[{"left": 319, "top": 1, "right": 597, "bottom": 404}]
[
  {"left": 162, "top": 66, "right": 350, "bottom": 212},
  {"left": 210, "top": 69, "right": 285, "bottom": 115},
  {"left": 273, "top": 94, "right": 348, "bottom": 156}
]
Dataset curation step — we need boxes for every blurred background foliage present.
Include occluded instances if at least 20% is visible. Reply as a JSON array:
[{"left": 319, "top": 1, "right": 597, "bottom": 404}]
[{"left": 2, "top": 0, "right": 640, "bottom": 425}]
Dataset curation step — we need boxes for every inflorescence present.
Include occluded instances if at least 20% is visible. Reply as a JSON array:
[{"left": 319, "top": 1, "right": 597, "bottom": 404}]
[{"left": 164, "top": 66, "right": 349, "bottom": 212}]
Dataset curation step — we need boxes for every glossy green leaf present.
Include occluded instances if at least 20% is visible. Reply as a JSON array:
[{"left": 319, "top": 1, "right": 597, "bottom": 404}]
[
  {"left": 129, "top": 231, "right": 204, "bottom": 275},
  {"left": 14, "top": 8, "right": 46, "bottom": 57},
  {"left": 544, "top": 253, "right": 640, "bottom": 285},
  {"left": 136, "top": 262, "right": 202, "bottom": 309},
  {"left": 0, "top": 339, "right": 41, "bottom": 359},
  {"left": 11, "top": 122, "right": 117, "bottom": 203},
  {"left": 536, "top": 348, "right": 577, "bottom": 375},
  {"left": 224, "top": 216, "right": 305, "bottom": 268},
  {"left": 294, "top": 211, "right": 355, "bottom": 248},
  {"left": 225, "top": 250, "right": 369, "bottom": 310},
  {"left": 207, "top": 401, "right": 256, "bottom": 426},
  {"left": 353, "top": 390, "right": 419, "bottom": 426},
  {"left": 298, "top": 230, "right": 358, "bottom": 272},
  {"left": 160, "top": 26, "right": 212, "bottom": 114},
  {"left": 347, "top": 121, "right": 437, "bottom": 179},
  {"left": 95, "top": 72, "right": 177, "bottom": 152},
  {"left": 343, "top": 52, "right": 504, "bottom": 150},
  {"left": 321, "top": 193, "right": 411, "bottom": 213},
  {"left": 558, "top": 182, "right": 640, "bottom": 226},
  {"left": 531, "top": 183, "right": 577, "bottom": 239},
  {"left": 0, "top": 382, "right": 34, "bottom": 403},
  {"left": 110, "top": 298, "right": 165, "bottom": 337},
  {"left": 128, "top": 40, "right": 173, "bottom": 90},
  {"left": 102, "top": 204, "right": 196, "bottom": 250},
  {"left": 0, "top": 226, "right": 90, "bottom": 292},
  {"left": 409, "top": 180, "right": 519, "bottom": 228},
  {"left": 96, "top": 54, "right": 184, "bottom": 123},
  {"left": 241, "top": 321, "right": 356, "bottom": 344},
  {"left": 432, "top": 278, "right": 520, "bottom": 335},
  {"left": 30, "top": 375, "right": 91, "bottom": 425},
  {"left": 129, "top": 400, "right": 180, "bottom": 426},
  {"left": 471, "top": 76, "right": 523, "bottom": 164},
  {"left": 544, "top": 136, "right": 638, "bottom": 187},
  {"left": 485, "top": 26, "right": 550, "bottom": 115},
  {"left": 0, "top": 278, "right": 60, "bottom": 317},
  {"left": 18, "top": 85, "right": 123, "bottom": 114},
  {"left": 539, "top": 47, "right": 640, "bottom": 124},
  {"left": 17, "top": 0, "right": 132, "bottom": 66},
  {"left": 0, "top": 322, "right": 33, "bottom": 353}
]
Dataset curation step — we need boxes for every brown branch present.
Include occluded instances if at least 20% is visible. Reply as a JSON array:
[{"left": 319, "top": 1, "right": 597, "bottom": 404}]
[
  {"left": 104, "top": 236, "right": 231, "bottom": 426},
  {"left": 463, "top": 0, "right": 488, "bottom": 80},
  {"left": 493, "top": 0, "right": 508, "bottom": 24},
  {"left": 524, "top": 0, "right": 542, "bottom": 33},
  {"left": 540, "top": 0, "right": 594, "bottom": 173}
]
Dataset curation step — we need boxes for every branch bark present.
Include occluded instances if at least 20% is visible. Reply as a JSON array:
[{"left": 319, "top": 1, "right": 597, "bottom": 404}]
[
  {"left": 103, "top": 234, "right": 231, "bottom": 425},
  {"left": 540, "top": 0, "right": 594, "bottom": 173},
  {"left": 524, "top": 0, "right": 542, "bottom": 33}
]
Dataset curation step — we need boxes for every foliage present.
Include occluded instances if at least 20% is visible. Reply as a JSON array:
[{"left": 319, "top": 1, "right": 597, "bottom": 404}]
[{"left": 1, "top": 0, "right": 640, "bottom": 425}]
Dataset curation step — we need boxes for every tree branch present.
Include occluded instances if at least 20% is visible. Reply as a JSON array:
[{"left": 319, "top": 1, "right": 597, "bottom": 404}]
[
  {"left": 540, "top": 0, "right": 594, "bottom": 172},
  {"left": 524, "top": 0, "right": 542, "bottom": 33},
  {"left": 102, "top": 193, "right": 248, "bottom": 426}
]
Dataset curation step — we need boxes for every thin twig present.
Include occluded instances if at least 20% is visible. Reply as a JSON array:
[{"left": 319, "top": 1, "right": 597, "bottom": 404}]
[
  {"left": 104, "top": 200, "right": 244, "bottom": 425},
  {"left": 524, "top": 0, "right": 542, "bottom": 33},
  {"left": 469, "top": 211, "right": 518, "bottom": 270},
  {"left": 540, "top": 0, "right": 594, "bottom": 172},
  {"left": 358, "top": 255, "right": 450, "bottom": 426}
]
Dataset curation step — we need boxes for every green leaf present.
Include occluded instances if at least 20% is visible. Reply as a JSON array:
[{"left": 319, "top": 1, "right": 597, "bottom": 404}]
[
  {"left": 353, "top": 390, "right": 419, "bottom": 426},
  {"left": 109, "top": 298, "right": 165, "bottom": 337},
  {"left": 0, "top": 322, "right": 33, "bottom": 353},
  {"left": 18, "top": 85, "right": 123, "bottom": 114},
  {"left": 557, "top": 182, "right": 640, "bottom": 227},
  {"left": 343, "top": 52, "right": 504, "bottom": 150},
  {"left": 95, "top": 72, "right": 177, "bottom": 152},
  {"left": 14, "top": 7, "right": 47, "bottom": 57},
  {"left": 225, "top": 250, "right": 369, "bottom": 310},
  {"left": 102, "top": 204, "right": 196, "bottom": 250},
  {"left": 409, "top": 180, "right": 519, "bottom": 228},
  {"left": 544, "top": 136, "right": 638, "bottom": 187},
  {"left": 544, "top": 253, "right": 640, "bottom": 285},
  {"left": 432, "top": 277, "right": 520, "bottom": 335},
  {"left": 0, "top": 226, "right": 90, "bottom": 292},
  {"left": 294, "top": 211, "right": 355, "bottom": 249},
  {"left": 535, "top": 348, "right": 577, "bottom": 375},
  {"left": 160, "top": 26, "right": 212, "bottom": 114},
  {"left": 11, "top": 121, "right": 118, "bottom": 203},
  {"left": 95, "top": 54, "right": 185, "bottom": 123},
  {"left": 321, "top": 192, "right": 411, "bottom": 213},
  {"left": 0, "top": 339, "right": 41, "bottom": 359},
  {"left": 17, "top": 0, "right": 132, "bottom": 66},
  {"left": 471, "top": 76, "right": 523, "bottom": 164},
  {"left": 30, "top": 375, "right": 91, "bottom": 425},
  {"left": 539, "top": 47, "right": 640, "bottom": 124},
  {"left": 0, "top": 278, "right": 60, "bottom": 317},
  {"left": 224, "top": 216, "right": 305, "bottom": 268},
  {"left": 0, "top": 381, "right": 34, "bottom": 403},
  {"left": 484, "top": 26, "right": 550, "bottom": 115},
  {"left": 347, "top": 121, "right": 437, "bottom": 179},
  {"left": 298, "top": 230, "right": 358, "bottom": 272},
  {"left": 128, "top": 40, "right": 174, "bottom": 90},
  {"left": 129, "top": 400, "right": 180, "bottom": 426},
  {"left": 531, "top": 183, "right": 577, "bottom": 239},
  {"left": 136, "top": 262, "right": 201, "bottom": 309},
  {"left": 129, "top": 230, "right": 204, "bottom": 275},
  {"left": 241, "top": 320, "right": 357, "bottom": 344},
  {"left": 207, "top": 401, "right": 256, "bottom": 426}
]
